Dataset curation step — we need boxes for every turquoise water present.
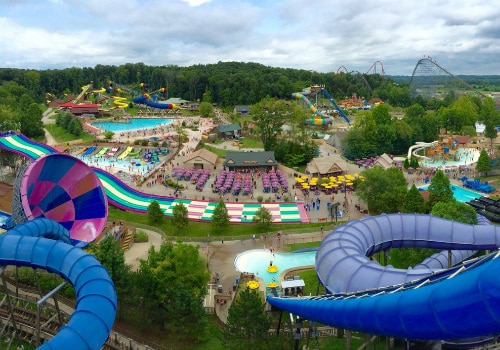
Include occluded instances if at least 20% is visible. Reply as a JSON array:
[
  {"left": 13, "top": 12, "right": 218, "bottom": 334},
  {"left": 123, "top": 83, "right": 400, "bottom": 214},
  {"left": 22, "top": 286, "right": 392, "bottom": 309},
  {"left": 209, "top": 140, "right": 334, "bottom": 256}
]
[
  {"left": 419, "top": 184, "right": 481, "bottom": 202},
  {"left": 234, "top": 249, "right": 316, "bottom": 284},
  {"left": 76, "top": 154, "right": 153, "bottom": 174},
  {"left": 92, "top": 118, "right": 173, "bottom": 133}
]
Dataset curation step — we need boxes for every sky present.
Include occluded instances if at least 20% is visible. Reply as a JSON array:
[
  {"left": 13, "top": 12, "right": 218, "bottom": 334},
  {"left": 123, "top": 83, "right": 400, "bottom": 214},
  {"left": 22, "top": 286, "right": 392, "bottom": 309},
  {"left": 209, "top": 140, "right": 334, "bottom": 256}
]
[{"left": 0, "top": 0, "right": 499, "bottom": 76}]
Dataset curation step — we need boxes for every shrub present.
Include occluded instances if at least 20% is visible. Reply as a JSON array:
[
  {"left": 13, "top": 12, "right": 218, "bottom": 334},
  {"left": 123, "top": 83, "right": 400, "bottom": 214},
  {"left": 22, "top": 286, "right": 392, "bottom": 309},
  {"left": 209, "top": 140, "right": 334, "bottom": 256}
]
[{"left": 134, "top": 231, "right": 149, "bottom": 243}]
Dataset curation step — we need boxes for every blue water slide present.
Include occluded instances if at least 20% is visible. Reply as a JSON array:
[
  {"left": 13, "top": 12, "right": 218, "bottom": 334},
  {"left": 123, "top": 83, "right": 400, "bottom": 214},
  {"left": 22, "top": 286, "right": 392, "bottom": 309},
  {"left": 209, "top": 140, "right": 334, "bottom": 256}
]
[
  {"left": 267, "top": 213, "right": 500, "bottom": 341},
  {"left": 133, "top": 95, "right": 175, "bottom": 109},
  {"left": 2, "top": 218, "right": 116, "bottom": 349},
  {"left": 320, "top": 88, "right": 351, "bottom": 125}
]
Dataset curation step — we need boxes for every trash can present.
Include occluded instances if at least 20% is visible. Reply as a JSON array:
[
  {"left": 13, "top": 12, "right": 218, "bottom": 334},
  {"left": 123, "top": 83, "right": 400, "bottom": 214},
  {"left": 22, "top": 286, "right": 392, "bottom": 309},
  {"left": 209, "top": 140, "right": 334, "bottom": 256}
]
[{"left": 217, "top": 285, "right": 223, "bottom": 293}]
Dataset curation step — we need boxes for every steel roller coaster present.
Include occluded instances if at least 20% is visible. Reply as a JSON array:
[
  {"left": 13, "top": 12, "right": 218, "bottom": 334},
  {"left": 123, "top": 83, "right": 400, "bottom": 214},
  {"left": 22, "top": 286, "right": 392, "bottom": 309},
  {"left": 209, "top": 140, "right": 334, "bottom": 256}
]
[{"left": 408, "top": 57, "right": 486, "bottom": 98}]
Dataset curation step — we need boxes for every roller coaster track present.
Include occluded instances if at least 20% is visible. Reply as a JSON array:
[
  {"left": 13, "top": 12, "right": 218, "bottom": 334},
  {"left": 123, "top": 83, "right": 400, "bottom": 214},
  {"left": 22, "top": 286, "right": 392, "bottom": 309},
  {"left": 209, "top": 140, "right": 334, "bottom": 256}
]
[
  {"left": 0, "top": 276, "right": 124, "bottom": 350},
  {"left": 409, "top": 58, "right": 487, "bottom": 98},
  {"left": 366, "top": 60, "right": 385, "bottom": 75}
]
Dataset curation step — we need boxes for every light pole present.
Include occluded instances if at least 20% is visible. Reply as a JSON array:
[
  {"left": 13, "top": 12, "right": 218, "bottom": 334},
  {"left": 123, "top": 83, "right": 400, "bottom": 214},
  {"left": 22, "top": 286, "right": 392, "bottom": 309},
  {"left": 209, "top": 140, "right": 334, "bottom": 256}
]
[{"left": 206, "top": 234, "right": 210, "bottom": 269}]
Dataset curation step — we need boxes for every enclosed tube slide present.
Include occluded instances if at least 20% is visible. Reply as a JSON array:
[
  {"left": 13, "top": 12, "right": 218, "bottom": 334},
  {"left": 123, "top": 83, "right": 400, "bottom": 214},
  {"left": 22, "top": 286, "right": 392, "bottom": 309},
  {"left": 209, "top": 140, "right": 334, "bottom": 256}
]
[
  {"left": 292, "top": 92, "right": 333, "bottom": 125},
  {"left": 2, "top": 218, "right": 116, "bottom": 350},
  {"left": 267, "top": 213, "right": 500, "bottom": 341},
  {"left": 133, "top": 95, "right": 177, "bottom": 109},
  {"left": 315, "top": 213, "right": 499, "bottom": 294}
]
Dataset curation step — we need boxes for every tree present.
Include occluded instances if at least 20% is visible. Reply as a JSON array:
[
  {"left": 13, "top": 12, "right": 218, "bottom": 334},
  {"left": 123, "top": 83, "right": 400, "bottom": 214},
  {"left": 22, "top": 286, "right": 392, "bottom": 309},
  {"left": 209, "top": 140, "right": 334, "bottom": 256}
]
[
  {"left": 401, "top": 185, "right": 426, "bottom": 214},
  {"left": 223, "top": 288, "right": 272, "bottom": 350},
  {"left": 68, "top": 117, "right": 83, "bottom": 136},
  {"left": 147, "top": 200, "right": 164, "bottom": 224},
  {"left": 198, "top": 101, "right": 213, "bottom": 117},
  {"left": 431, "top": 201, "right": 478, "bottom": 225},
  {"left": 355, "top": 167, "right": 408, "bottom": 215},
  {"left": 211, "top": 199, "right": 230, "bottom": 235},
  {"left": 18, "top": 98, "right": 44, "bottom": 138},
  {"left": 250, "top": 97, "right": 302, "bottom": 150},
  {"left": 253, "top": 206, "right": 273, "bottom": 233},
  {"left": 481, "top": 97, "right": 499, "bottom": 146},
  {"left": 174, "top": 124, "right": 188, "bottom": 144},
  {"left": 476, "top": 148, "right": 491, "bottom": 176},
  {"left": 103, "top": 131, "right": 115, "bottom": 140},
  {"left": 89, "top": 235, "right": 131, "bottom": 320},
  {"left": 371, "top": 104, "right": 391, "bottom": 125},
  {"left": 134, "top": 242, "right": 210, "bottom": 341},
  {"left": 171, "top": 202, "right": 189, "bottom": 234},
  {"left": 426, "top": 170, "right": 454, "bottom": 210}
]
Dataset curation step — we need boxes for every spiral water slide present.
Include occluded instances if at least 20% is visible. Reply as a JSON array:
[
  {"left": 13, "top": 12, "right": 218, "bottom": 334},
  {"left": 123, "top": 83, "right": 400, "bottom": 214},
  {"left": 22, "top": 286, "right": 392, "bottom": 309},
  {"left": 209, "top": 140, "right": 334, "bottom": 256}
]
[
  {"left": 0, "top": 135, "right": 115, "bottom": 348},
  {"left": 267, "top": 213, "right": 500, "bottom": 341},
  {"left": 1, "top": 218, "right": 116, "bottom": 349},
  {"left": 292, "top": 90, "right": 333, "bottom": 125}
]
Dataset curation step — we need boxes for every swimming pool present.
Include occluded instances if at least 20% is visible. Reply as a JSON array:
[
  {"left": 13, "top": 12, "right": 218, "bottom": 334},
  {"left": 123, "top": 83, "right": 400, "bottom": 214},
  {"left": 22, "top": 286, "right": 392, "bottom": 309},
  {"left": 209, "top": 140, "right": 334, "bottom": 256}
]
[
  {"left": 0, "top": 211, "right": 11, "bottom": 229},
  {"left": 76, "top": 155, "right": 154, "bottom": 174},
  {"left": 234, "top": 249, "right": 316, "bottom": 284},
  {"left": 419, "top": 184, "right": 482, "bottom": 203},
  {"left": 92, "top": 118, "right": 173, "bottom": 133}
]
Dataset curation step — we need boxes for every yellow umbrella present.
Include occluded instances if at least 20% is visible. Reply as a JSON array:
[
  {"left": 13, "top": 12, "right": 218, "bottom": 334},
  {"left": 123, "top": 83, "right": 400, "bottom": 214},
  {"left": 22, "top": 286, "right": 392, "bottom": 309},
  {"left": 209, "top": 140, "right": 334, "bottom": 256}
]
[
  {"left": 295, "top": 177, "right": 304, "bottom": 182},
  {"left": 301, "top": 175, "right": 308, "bottom": 179},
  {"left": 302, "top": 184, "right": 310, "bottom": 189}
]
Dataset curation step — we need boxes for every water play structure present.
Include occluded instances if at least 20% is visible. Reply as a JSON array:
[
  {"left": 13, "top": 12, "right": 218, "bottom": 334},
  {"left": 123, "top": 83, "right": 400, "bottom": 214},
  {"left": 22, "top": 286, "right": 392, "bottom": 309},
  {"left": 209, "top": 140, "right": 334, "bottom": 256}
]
[
  {"left": 293, "top": 85, "right": 351, "bottom": 126},
  {"left": 267, "top": 213, "right": 500, "bottom": 342},
  {"left": 0, "top": 133, "right": 309, "bottom": 224},
  {"left": 407, "top": 140, "right": 439, "bottom": 160}
]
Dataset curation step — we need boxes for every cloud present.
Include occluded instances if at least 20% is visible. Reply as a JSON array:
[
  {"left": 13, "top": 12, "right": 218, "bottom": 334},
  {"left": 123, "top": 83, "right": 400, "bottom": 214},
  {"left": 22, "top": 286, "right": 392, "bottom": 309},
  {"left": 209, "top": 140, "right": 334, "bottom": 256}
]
[
  {"left": 0, "top": 0, "right": 499, "bottom": 75},
  {"left": 181, "top": 0, "right": 212, "bottom": 6}
]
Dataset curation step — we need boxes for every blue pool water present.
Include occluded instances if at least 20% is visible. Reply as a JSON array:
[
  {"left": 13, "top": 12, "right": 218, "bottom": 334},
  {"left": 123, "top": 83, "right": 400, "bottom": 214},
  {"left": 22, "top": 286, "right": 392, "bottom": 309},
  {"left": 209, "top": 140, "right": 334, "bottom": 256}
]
[
  {"left": 419, "top": 184, "right": 481, "bottom": 203},
  {"left": 92, "top": 118, "right": 173, "bottom": 133},
  {"left": 0, "top": 211, "right": 11, "bottom": 229},
  {"left": 234, "top": 249, "right": 316, "bottom": 284}
]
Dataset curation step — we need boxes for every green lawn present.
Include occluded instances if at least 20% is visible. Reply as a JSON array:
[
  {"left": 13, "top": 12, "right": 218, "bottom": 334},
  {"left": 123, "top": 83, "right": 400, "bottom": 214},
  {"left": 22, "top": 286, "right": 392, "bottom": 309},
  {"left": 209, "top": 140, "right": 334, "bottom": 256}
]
[
  {"left": 240, "top": 137, "right": 263, "bottom": 149},
  {"left": 200, "top": 144, "right": 228, "bottom": 158},
  {"left": 108, "top": 206, "right": 337, "bottom": 241},
  {"left": 44, "top": 124, "right": 95, "bottom": 143}
]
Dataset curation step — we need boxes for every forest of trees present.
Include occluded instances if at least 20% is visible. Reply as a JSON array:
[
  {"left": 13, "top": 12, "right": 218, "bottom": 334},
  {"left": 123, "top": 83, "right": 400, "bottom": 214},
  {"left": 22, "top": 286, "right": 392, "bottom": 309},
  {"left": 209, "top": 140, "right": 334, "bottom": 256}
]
[{"left": 0, "top": 62, "right": 412, "bottom": 109}]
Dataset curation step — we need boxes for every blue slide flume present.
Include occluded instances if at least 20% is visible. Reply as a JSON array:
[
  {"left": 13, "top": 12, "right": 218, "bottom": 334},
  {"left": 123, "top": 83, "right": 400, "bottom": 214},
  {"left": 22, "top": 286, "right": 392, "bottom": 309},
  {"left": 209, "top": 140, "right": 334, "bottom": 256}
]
[
  {"left": 320, "top": 88, "right": 351, "bottom": 125},
  {"left": 267, "top": 213, "right": 500, "bottom": 341},
  {"left": 2, "top": 218, "right": 116, "bottom": 349}
]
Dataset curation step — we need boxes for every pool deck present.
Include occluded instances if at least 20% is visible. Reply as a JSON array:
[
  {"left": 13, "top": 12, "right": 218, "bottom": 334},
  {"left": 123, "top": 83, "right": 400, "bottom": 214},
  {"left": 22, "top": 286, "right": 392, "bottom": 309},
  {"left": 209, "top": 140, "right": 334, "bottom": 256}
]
[{"left": 124, "top": 228, "right": 326, "bottom": 323}]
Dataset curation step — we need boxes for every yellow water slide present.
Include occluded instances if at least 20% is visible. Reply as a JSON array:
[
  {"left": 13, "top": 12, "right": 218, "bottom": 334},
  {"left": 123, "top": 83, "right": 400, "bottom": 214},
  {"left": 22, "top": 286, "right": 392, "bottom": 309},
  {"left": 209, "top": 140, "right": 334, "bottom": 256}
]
[{"left": 112, "top": 96, "right": 129, "bottom": 108}]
